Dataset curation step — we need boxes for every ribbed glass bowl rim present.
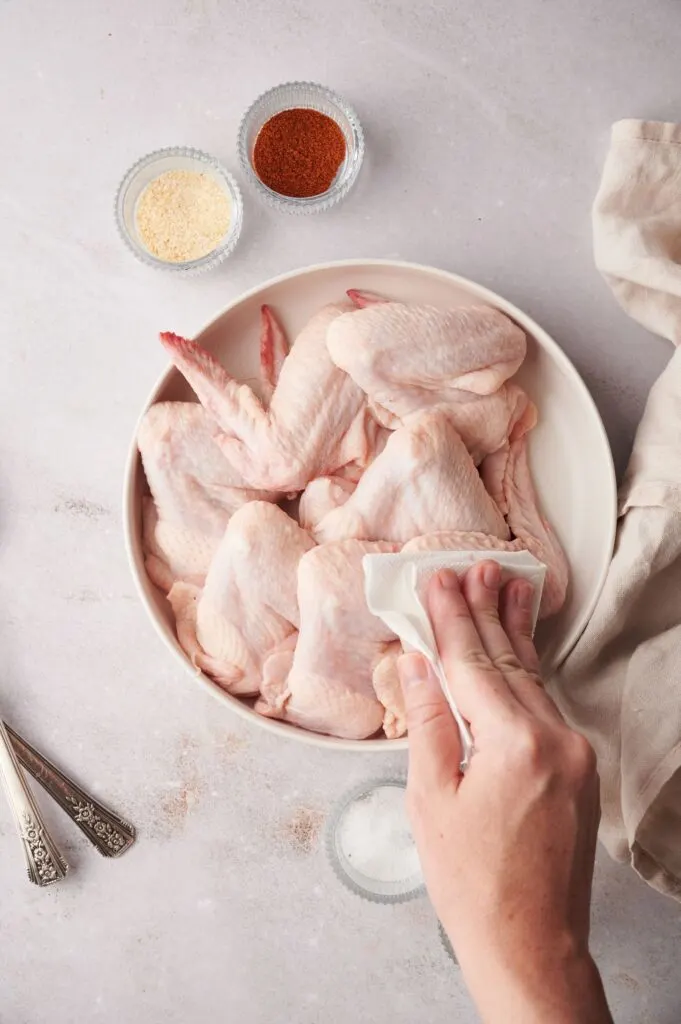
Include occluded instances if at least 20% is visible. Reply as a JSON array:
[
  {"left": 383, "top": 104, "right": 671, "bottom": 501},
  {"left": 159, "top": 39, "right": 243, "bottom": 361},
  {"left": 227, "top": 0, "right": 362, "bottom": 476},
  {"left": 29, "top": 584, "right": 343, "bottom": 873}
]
[
  {"left": 237, "top": 81, "right": 365, "bottom": 214},
  {"left": 438, "top": 921, "right": 459, "bottom": 965},
  {"left": 114, "top": 146, "right": 244, "bottom": 274},
  {"left": 325, "top": 776, "right": 426, "bottom": 904}
]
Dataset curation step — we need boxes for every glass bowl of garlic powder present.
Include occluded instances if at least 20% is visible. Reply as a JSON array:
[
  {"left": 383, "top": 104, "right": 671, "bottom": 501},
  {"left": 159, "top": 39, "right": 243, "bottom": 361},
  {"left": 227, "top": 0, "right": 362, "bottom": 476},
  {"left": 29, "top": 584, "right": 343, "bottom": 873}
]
[{"left": 115, "top": 147, "right": 243, "bottom": 274}]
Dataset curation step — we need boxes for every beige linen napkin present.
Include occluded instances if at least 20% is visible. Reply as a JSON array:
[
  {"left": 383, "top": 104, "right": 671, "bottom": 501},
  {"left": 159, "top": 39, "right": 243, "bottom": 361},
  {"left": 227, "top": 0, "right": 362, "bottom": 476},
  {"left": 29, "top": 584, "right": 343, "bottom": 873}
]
[{"left": 553, "top": 120, "right": 681, "bottom": 900}]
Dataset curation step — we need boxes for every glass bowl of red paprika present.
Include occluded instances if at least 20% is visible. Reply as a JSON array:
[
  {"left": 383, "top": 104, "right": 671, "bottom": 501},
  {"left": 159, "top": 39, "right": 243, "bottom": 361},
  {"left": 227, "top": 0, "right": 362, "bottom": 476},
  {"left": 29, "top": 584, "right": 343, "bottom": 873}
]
[{"left": 237, "top": 82, "right": 364, "bottom": 214}]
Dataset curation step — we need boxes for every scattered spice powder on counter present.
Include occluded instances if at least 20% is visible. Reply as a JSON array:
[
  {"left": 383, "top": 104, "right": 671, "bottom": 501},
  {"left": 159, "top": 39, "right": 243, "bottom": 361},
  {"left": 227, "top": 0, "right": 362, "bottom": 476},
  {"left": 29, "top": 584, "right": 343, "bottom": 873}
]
[
  {"left": 253, "top": 108, "right": 346, "bottom": 198},
  {"left": 135, "top": 169, "right": 231, "bottom": 262}
]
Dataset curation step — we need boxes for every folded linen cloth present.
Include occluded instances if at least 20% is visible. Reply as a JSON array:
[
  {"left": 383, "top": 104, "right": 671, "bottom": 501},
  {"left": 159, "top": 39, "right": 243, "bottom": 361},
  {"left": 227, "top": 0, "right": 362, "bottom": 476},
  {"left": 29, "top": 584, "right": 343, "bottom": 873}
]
[
  {"left": 592, "top": 119, "right": 681, "bottom": 344},
  {"left": 553, "top": 120, "right": 681, "bottom": 900}
]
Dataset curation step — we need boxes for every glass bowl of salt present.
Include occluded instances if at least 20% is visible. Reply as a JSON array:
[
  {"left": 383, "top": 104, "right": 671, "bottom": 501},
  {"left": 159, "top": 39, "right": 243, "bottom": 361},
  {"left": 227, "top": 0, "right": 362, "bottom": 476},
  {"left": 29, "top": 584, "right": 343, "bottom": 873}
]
[
  {"left": 325, "top": 778, "right": 425, "bottom": 903},
  {"left": 115, "top": 146, "right": 243, "bottom": 274}
]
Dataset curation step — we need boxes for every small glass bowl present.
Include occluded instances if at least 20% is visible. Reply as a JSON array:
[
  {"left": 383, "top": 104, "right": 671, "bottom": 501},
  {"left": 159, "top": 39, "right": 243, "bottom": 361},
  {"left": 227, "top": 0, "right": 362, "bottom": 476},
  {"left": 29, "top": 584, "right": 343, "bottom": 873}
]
[
  {"left": 325, "top": 778, "right": 425, "bottom": 904},
  {"left": 115, "top": 147, "right": 243, "bottom": 274},
  {"left": 237, "top": 82, "right": 364, "bottom": 214}
]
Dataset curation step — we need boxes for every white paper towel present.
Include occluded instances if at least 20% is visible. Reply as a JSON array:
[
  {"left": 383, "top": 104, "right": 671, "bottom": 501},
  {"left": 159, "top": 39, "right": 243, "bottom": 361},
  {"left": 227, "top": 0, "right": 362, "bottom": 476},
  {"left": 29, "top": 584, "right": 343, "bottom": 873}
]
[{"left": 363, "top": 550, "right": 547, "bottom": 769}]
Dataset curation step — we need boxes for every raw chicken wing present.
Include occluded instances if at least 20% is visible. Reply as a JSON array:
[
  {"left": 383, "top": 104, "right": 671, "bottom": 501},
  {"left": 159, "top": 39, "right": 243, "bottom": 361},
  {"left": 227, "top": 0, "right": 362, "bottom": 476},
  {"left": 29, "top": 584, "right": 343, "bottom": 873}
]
[
  {"left": 168, "top": 502, "right": 314, "bottom": 695},
  {"left": 314, "top": 408, "right": 510, "bottom": 544},
  {"left": 138, "top": 402, "right": 273, "bottom": 591},
  {"left": 403, "top": 523, "right": 565, "bottom": 619},
  {"left": 256, "top": 540, "right": 399, "bottom": 739},
  {"left": 327, "top": 299, "right": 526, "bottom": 426},
  {"left": 298, "top": 475, "right": 356, "bottom": 531},
  {"left": 298, "top": 420, "right": 390, "bottom": 530},
  {"left": 493, "top": 437, "right": 569, "bottom": 616},
  {"left": 160, "top": 304, "right": 376, "bottom": 491},
  {"left": 259, "top": 304, "right": 289, "bottom": 401},
  {"left": 372, "top": 641, "right": 406, "bottom": 739}
]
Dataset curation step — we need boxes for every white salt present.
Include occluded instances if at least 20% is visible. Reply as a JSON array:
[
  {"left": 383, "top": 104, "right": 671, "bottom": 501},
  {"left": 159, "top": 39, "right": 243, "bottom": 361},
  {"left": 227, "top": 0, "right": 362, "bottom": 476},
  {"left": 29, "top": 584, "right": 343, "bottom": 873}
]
[{"left": 337, "top": 785, "right": 421, "bottom": 883}]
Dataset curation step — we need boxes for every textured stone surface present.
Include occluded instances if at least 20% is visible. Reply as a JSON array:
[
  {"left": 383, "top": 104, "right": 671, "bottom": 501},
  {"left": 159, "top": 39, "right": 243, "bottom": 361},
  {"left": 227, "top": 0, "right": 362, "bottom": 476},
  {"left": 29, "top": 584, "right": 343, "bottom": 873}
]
[{"left": 1, "top": 1, "right": 680, "bottom": 1020}]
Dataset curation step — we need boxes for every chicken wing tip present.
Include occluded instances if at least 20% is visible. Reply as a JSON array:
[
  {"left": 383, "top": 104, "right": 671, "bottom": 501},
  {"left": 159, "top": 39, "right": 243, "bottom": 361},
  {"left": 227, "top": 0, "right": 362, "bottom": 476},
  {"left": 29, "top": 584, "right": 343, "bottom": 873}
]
[
  {"left": 346, "top": 288, "right": 387, "bottom": 308},
  {"left": 160, "top": 330, "right": 192, "bottom": 348}
]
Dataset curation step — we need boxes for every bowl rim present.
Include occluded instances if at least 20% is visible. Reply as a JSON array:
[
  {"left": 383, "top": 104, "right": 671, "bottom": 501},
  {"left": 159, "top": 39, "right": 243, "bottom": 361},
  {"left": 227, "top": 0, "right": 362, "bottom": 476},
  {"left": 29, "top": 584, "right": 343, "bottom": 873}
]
[
  {"left": 236, "top": 81, "right": 365, "bottom": 214},
  {"left": 123, "top": 257, "right": 617, "bottom": 752},
  {"left": 114, "top": 145, "right": 244, "bottom": 273}
]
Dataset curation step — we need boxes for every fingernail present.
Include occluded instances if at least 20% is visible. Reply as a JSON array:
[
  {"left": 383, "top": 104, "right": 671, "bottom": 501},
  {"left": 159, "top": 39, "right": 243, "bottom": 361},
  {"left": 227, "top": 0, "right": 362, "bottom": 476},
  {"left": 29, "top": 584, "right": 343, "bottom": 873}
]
[
  {"left": 482, "top": 562, "right": 501, "bottom": 589},
  {"left": 436, "top": 570, "right": 459, "bottom": 590},
  {"left": 514, "top": 581, "right": 534, "bottom": 610},
  {"left": 398, "top": 654, "right": 430, "bottom": 689}
]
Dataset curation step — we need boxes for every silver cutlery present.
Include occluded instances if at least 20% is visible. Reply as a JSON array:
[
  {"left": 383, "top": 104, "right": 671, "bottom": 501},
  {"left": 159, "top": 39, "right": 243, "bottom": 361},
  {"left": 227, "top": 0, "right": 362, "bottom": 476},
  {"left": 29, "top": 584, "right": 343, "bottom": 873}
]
[
  {"left": 0, "top": 720, "right": 68, "bottom": 886},
  {"left": 5, "top": 723, "right": 136, "bottom": 859}
]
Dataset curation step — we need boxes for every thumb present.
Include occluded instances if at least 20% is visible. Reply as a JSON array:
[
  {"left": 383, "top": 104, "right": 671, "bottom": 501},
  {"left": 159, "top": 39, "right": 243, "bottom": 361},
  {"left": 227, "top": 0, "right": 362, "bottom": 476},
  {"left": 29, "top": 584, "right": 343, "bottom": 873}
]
[{"left": 398, "top": 653, "right": 463, "bottom": 794}]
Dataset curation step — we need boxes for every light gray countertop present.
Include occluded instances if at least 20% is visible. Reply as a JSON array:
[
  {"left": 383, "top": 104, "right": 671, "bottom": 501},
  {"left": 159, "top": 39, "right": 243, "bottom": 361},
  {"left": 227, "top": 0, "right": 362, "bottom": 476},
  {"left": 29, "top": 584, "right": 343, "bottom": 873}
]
[{"left": 1, "top": 1, "right": 680, "bottom": 1021}]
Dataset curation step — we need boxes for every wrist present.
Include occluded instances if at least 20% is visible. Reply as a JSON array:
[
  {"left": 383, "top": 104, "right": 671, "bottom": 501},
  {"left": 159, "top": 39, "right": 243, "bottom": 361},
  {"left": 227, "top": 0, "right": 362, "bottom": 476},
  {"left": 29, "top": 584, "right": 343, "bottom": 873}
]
[
  {"left": 458, "top": 937, "right": 612, "bottom": 1024},
  {"left": 508, "top": 951, "right": 611, "bottom": 1024}
]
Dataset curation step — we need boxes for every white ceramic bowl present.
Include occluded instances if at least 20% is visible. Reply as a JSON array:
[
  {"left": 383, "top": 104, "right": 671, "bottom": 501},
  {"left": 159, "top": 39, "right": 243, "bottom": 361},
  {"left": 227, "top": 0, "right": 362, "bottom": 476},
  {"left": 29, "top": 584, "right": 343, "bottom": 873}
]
[{"left": 123, "top": 259, "right": 617, "bottom": 751}]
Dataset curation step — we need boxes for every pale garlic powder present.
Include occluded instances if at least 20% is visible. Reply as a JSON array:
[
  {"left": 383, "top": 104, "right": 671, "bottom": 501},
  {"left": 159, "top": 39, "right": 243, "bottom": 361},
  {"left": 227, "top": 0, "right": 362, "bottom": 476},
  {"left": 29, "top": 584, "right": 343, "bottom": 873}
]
[{"left": 135, "top": 169, "right": 231, "bottom": 263}]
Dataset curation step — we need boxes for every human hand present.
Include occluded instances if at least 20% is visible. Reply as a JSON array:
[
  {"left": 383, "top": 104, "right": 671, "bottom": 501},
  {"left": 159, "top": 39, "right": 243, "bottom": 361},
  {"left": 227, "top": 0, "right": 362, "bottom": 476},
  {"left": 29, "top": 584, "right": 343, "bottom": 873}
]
[{"left": 398, "top": 562, "right": 611, "bottom": 1024}]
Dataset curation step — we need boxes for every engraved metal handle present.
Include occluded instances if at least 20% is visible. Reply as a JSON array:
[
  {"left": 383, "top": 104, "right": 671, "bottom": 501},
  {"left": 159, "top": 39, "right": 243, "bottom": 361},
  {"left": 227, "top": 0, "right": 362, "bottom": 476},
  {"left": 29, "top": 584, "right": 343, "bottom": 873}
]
[
  {"left": 0, "top": 720, "right": 68, "bottom": 886},
  {"left": 5, "top": 724, "right": 136, "bottom": 858}
]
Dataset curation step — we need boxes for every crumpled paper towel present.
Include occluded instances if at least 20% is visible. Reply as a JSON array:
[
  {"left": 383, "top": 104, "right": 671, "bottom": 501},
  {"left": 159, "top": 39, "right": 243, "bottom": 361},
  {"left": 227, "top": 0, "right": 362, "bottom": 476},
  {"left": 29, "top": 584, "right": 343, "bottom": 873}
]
[{"left": 363, "top": 550, "right": 547, "bottom": 768}]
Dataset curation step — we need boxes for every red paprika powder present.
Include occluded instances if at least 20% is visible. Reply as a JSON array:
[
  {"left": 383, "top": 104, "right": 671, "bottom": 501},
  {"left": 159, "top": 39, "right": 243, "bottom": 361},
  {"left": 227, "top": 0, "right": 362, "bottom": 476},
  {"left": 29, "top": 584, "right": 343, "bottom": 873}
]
[{"left": 253, "top": 108, "right": 346, "bottom": 199}]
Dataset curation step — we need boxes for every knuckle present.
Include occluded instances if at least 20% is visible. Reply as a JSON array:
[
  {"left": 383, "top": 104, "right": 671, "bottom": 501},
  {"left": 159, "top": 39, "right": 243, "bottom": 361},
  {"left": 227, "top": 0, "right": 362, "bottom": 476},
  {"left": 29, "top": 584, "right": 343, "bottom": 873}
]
[
  {"left": 460, "top": 648, "right": 495, "bottom": 674},
  {"left": 491, "top": 652, "right": 523, "bottom": 675},
  {"left": 525, "top": 669, "right": 545, "bottom": 689},
  {"left": 513, "top": 629, "right": 537, "bottom": 654},
  {"left": 504, "top": 721, "right": 597, "bottom": 784},
  {"left": 501, "top": 597, "right": 525, "bottom": 624},
  {"left": 565, "top": 731, "right": 597, "bottom": 779},
  {"left": 475, "top": 604, "right": 501, "bottom": 625},
  {"left": 404, "top": 697, "right": 449, "bottom": 733},
  {"left": 445, "top": 599, "right": 476, "bottom": 623},
  {"left": 510, "top": 663, "right": 544, "bottom": 690},
  {"left": 509, "top": 720, "right": 544, "bottom": 765}
]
